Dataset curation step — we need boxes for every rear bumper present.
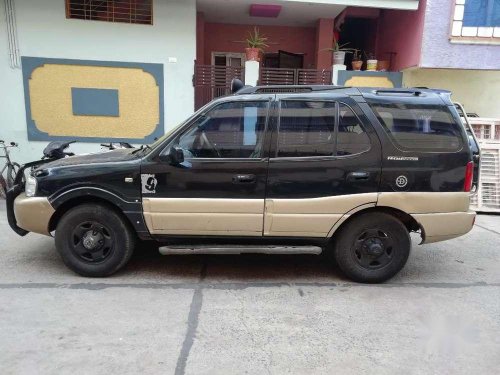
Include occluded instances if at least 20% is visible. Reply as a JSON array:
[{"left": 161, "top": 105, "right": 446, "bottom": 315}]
[{"left": 412, "top": 210, "right": 476, "bottom": 244}]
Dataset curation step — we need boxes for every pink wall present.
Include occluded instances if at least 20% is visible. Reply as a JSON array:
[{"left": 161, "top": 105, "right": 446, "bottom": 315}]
[
  {"left": 375, "top": 0, "right": 426, "bottom": 71},
  {"left": 315, "top": 18, "right": 334, "bottom": 70},
  {"left": 202, "top": 22, "right": 317, "bottom": 68}
]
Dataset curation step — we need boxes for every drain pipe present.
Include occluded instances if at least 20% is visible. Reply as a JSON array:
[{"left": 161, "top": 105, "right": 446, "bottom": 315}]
[{"left": 4, "top": 0, "right": 20, "bottom": 69}]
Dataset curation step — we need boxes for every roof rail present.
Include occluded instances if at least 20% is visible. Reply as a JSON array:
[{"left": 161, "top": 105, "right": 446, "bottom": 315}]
[
  {"left": 374, "top": 89, "right": 423, "bottom": 96},
  {"left": 236, "top": 85, "right": 348, "bottom": 95}
]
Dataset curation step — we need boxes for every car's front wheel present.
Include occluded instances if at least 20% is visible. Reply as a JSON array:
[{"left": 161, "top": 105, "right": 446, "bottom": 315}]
[
  {"left": 334, "top": 212, "right": 411, "bottom": 283},
  {"left": 55, "top": 203, "right": 135, "bottom": 277}
]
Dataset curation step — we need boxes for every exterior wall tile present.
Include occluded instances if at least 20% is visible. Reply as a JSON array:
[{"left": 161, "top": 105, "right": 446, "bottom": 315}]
[{"left": 421, "top": 0, "right": 500, "bottom": 69}]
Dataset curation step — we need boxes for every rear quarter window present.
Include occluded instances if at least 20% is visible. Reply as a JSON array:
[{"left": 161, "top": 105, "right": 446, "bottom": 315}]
[{"left": 367, "top": 101, "right": 464, "bottom": 152}]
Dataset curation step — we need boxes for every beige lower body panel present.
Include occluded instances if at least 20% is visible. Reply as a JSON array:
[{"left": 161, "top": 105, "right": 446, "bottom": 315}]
[
  {"left": 264, "top": 193, "right": 378, "bottom": 237},
  {"left": 412, "top": 210, "right": 476, "bottom": 244},
  {"left": 143, "top": 193, "right": 473, "bottom": 241},
  {"left": 378, "top": 192, "right": 470, "bottom": 213},
  {"left": 14, "top": 193, "right": 55, "bottom": 236},
  {"left": 143, "top": 198, "right": 264, "bottom": 236}
]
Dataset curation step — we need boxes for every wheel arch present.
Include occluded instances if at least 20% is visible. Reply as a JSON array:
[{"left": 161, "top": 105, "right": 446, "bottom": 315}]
[
  {"left": 328, "top": 205, "right": 422, "bottom": 242},
  {"left": 48, "top": 195, "right": 134, "bottom": 233}
]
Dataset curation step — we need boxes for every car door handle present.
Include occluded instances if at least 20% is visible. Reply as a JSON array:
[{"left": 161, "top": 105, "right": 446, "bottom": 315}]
[
  {"left": 347, "top": 171, "right": 370, "bottom": 181},
  {"left": 232, "top": 174, "right": 256, "bottom": 184}
]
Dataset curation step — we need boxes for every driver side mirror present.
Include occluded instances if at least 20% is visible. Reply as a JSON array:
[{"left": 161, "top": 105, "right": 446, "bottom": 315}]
[{"left": 168, "top": 146, "right": 184, "bottom": 165}]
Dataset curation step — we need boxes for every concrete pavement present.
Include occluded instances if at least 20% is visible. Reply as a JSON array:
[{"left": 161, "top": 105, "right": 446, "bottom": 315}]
[{"left": 0, "top": 200, "right": 499, "bottom": 374}]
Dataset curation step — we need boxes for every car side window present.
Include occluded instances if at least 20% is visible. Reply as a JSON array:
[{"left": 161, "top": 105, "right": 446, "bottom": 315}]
[
  {"left": 277, "top": 100, "right": 336, "bottom": 157},
  {"left": 175, "top": 101, "right": 268, "bottom": 159},
  {"left": 337, "top": 103, "right": 371, "bottom": 156}
]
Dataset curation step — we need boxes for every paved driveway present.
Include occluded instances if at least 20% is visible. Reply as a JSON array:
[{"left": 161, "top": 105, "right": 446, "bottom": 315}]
[{"left": 0, "top": 200, "right": 499, "bottom": 374}]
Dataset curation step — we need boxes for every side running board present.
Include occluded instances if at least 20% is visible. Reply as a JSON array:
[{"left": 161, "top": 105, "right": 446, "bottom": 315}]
[{"left": 159, "top": 245, "right": 323, "bottom": 255}]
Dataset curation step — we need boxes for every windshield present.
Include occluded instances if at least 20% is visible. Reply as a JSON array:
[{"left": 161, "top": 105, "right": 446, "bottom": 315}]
[{"left": 139, "top": 103, "right": 215, "bottom": 156}]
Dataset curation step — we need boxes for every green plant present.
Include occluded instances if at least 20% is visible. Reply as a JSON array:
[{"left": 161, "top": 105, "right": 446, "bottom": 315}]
[
  {"left": 352, "top": 49, "right": 362, "bottom": 61},
  {"left": 364, "top": 51, "right": 376, "bottom": 60},
  {"left": 246, "top": 27, "right": 269, "bottom": 50},
  {"left": 322, "top": 35, "right": 355, "bottom": 53}
]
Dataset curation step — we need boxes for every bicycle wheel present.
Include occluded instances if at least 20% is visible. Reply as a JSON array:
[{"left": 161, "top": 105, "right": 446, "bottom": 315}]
[
  {"left": 7, "top": 162, "right": 20, "bottom": 188},
  {"left": 0, "top": 175, "right": 6, "bottom": 199}
]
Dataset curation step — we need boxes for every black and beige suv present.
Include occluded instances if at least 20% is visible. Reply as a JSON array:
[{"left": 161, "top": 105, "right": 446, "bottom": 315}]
[{"left": 7, "top": 86, "right": 477, "bottom": 283}]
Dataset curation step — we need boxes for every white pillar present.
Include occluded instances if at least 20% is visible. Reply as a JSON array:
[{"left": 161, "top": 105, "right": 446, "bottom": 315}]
[
  {"left": 332, "top": 64, "right": 346, "bottom": 85},
  {"left": 244, "top": 60, "right": 260, "bottom": 87}
]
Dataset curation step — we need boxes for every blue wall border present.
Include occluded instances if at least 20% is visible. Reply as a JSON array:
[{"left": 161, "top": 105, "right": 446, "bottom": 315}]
[
  {"left": 337, "top": 71, "right": 403, "bottom": 88},
  {"left": 21, "top": 56, "right": 164, "bottom": 144}
]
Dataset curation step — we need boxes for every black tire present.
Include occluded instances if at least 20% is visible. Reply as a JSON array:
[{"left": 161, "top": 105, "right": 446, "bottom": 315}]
[
  {"left": 55, "top": 203, "right": 136, "bottom": 277},
  {"left": 334, "top": 212, "right": 411, "bottom": 283}
]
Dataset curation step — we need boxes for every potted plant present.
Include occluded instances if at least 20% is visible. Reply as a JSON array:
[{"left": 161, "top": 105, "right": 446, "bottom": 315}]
[
  {"left": 377, "top": 60, "right": 390, "bottom": 71},
  {"left": 245, "top": 27, "right": 268, "bottom": 62},
  {"left": 351, "top": 49, "right": 363, "bottom": 71},
  {"left": 323, "top": 35, "right": 353, "bottom": 65},
  {"left": 365, "top": 52, "right": 378, "bottom": 71}
]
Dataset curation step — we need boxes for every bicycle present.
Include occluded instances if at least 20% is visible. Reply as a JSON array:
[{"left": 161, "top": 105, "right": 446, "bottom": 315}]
[{"left": 0, "top": 140, "right": 20, "bottom": 199}]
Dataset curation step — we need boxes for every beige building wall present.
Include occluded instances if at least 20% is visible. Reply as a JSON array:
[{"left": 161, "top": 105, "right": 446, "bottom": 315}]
[{"left": 403, "top": 68, "right": 500, "bottom": 118}]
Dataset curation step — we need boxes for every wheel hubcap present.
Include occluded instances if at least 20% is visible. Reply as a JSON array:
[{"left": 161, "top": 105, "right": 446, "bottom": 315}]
[
  {"left": 71, "top": 221, "right": 113, "bottom": 263},
  {"left": 352, "top": 229, "right": 394, "bottom": 270},
  {"left": 82, "top": 230, "right": 104, "bottom": 250}
]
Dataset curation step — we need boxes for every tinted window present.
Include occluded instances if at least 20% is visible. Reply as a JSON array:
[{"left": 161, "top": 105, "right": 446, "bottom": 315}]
[
  {"left": 367, "top": 101, "right": 463, "bottom": 152},
  {"left": 337, "top": 103, "right": 371, "bottom": 156},
  {"left": 176, "top": 101, "right": 268, "bottom": 158},
  {"left": 277, "top": 101, "right": 335, "bottom": 157}
]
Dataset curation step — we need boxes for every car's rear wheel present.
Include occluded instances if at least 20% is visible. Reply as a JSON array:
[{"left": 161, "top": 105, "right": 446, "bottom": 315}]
[
  {"left": 334, "top": 212, "right": 411, "bottom": 283},
  {"left": 55, "top": 203, "right": 135, "bottom": 277}
]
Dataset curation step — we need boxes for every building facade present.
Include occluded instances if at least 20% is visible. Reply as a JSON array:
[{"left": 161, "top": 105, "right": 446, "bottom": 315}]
[{"left": 0, "top": 0, "right": 498, "bottom": 161}]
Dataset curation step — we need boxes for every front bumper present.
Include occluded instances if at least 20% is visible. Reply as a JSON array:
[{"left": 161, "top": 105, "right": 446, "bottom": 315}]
[
  {"left": 412, "top": 210, "right": 476, "bottom": 244},
  {"left": 6, "top": 184, "right": 29, "bottom": 236},
  {"left": 6, "top": 158, "right": 57, "bottom": 236},
  {"left": 13, "top": 193, "right": 55, "bottom": 236}
]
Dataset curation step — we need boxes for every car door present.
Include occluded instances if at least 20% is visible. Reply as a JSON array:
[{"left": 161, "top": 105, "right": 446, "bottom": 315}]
[
  {"left": 264, "top": 94, "right": 382, "bottom": 237},
  {"left": 140, "top": 96, "right": 272, "bottom": 237}
]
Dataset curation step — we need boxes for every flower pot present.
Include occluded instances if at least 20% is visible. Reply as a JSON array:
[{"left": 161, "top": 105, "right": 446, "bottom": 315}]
[
  {"left": 366, "top": 59, "right": 378, "bottom": 71},
  {"left": 377, "top": 60, "right": 390, "bottom": 71},
  {"left": 352, "top": 60, "right": 363, "bottom": 71},
  {"left": 245, "top": 48, "right": 260, "bottom": 62},
  {"left": 333, "top": 51, "right": 346, "bottom": 65}
]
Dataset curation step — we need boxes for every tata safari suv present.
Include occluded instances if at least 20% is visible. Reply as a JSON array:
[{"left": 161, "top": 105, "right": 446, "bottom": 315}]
[{"left": 6, "top": 86, "right": 476, "bottom": 283}]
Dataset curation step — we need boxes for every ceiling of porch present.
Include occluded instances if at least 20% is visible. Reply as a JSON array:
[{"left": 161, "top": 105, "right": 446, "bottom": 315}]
[{"left": 196, "top": 0, "right": 419, "bottom": 27}]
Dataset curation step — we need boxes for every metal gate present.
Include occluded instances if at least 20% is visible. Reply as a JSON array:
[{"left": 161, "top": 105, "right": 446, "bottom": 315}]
[
  {"left": 470, "top": 118, "right": 500, "bottom": 213},
  {"left": 259, "top": 68, "right": 332, "bottom": 86},
  {"left": 194, "top": 64, "right": 244, "bottom": 110}
]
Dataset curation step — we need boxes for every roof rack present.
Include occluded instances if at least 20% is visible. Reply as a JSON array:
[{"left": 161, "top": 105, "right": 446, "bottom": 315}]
[
  {"left": 235, "top": 85, "right": 349, "bottom": 95},
  {"left": 374, "top": 89, "right": 423, "bottom": 96}
]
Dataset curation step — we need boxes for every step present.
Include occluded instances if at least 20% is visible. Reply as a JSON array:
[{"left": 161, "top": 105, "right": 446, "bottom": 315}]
[{"left": 158, "top": 245, "right": 323, "bottom": 255}]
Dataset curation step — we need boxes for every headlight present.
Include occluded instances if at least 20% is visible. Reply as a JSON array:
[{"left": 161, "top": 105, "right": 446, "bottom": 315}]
[{"left": 25, "top": 175, "right": 37, "bottom": 197}]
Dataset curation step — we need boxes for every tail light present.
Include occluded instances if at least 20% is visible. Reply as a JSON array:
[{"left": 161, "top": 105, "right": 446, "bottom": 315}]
[{"left": 464, "top": 161, "right": 474, "bottom": 192}]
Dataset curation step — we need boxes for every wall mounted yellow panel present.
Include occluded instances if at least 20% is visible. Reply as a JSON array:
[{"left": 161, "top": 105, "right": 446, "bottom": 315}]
[{"left": 22, "top": 57, "right": 164, "bottom": 142}]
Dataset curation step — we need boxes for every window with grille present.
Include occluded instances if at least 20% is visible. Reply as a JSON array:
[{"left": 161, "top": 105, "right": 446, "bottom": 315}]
[{"left": 66, "top": 0, "right": 153, "bottom": 25}]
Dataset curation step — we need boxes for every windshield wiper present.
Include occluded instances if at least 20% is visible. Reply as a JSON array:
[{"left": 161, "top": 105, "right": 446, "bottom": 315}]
[{"left": 131, "top": 144, "right": 152, "bottom": 155}]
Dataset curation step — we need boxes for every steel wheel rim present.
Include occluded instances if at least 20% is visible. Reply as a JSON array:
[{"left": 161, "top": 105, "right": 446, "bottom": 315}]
[
  {"left": 351, "top": 228, "right": 395, "bottom": 270},
  {"left": 70, "top": 221, "right": 114, "bottom": 263}
]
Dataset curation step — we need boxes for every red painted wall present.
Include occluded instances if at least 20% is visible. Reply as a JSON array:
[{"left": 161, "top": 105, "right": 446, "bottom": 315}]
[
  {"left": 315, "top": 18, "right": 334, "bottom": 70},
  {"left": 375, "top": 0, "right": 426, "bottom": 71},
  {"left": 202, "top": 23, "right": 317, "bottom": 68}
]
